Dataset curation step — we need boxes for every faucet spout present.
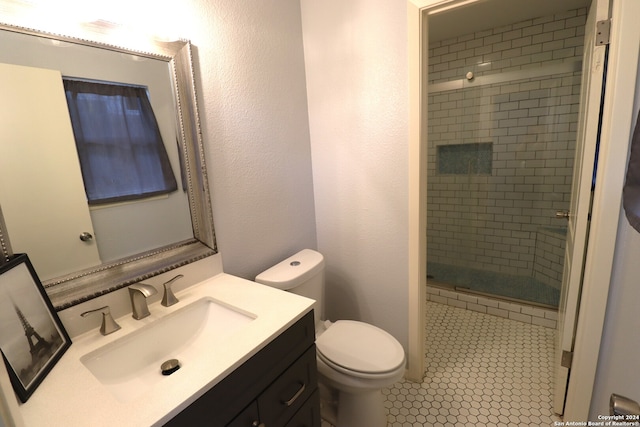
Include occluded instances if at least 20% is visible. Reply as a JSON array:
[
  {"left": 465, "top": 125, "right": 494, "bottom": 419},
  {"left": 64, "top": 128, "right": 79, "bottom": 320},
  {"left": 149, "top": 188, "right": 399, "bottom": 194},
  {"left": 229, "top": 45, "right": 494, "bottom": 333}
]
[{"left": 128, "top": 283, "right": 158, "bottom": 320}]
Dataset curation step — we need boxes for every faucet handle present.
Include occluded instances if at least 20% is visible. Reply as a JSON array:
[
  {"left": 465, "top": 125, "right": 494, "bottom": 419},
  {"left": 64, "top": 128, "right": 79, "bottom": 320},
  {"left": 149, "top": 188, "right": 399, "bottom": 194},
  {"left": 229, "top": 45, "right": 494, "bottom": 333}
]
[
  {"left": 81, "top": 306, "right": 121, "bottom": 336},
  {"left": 162, "top": 274, "right": 183, "bottom": 307}
]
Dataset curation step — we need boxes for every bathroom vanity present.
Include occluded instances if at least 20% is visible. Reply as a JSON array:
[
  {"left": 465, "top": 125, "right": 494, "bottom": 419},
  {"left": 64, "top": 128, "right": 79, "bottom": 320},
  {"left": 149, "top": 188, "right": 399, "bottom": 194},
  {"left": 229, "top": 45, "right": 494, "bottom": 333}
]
[
  {"left": 0, "top": 8, "right": 321, "bottom": 426},
  {"left": 14, "top": 266, "right": 319, "bottom": 427},
  {"left": 166, "top": 310, "right": 319, "bottom": 426}
]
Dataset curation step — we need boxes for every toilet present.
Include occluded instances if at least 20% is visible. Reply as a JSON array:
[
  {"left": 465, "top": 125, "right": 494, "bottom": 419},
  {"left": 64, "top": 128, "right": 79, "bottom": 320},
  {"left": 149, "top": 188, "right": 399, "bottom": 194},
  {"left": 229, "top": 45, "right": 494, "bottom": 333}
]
[{"left": 255, "top": 249, "right": 405, "bottom": 427}]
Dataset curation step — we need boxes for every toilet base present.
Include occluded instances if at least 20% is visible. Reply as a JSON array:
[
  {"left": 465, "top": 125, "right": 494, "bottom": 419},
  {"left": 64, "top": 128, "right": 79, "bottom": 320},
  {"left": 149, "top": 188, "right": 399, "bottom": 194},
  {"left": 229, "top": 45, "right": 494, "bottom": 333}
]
[
  {"left": 319, "top": 383, "right": 338, "bottom": 425},
  {"left": 336, "top": 389, "right": 388, "bottom": 427}
]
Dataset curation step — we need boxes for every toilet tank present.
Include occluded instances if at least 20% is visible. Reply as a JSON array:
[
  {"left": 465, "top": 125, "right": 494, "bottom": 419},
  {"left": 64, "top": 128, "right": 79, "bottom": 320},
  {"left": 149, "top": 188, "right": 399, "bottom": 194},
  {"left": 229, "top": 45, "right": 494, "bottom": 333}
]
[{"left": 255, "top": 249, "right": 325, "bottom": 323}]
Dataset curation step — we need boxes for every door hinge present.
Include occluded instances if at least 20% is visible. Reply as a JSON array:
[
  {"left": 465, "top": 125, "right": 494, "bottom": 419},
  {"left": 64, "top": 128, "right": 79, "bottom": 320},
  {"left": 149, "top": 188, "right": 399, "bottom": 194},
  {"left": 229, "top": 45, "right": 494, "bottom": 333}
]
[
  {"left": 596, "top": 19, "right": 611, "bottom": 46},
  {"left": 561, "top": 350, "right": 574, "bottom": 369}
]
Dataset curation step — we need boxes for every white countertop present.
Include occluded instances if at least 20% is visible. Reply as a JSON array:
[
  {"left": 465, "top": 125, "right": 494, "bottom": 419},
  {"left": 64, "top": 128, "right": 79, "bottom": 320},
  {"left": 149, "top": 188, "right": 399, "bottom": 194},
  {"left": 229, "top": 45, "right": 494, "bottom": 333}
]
[{"left": 17, "top": 272, "right": 314, "bottom": 427}]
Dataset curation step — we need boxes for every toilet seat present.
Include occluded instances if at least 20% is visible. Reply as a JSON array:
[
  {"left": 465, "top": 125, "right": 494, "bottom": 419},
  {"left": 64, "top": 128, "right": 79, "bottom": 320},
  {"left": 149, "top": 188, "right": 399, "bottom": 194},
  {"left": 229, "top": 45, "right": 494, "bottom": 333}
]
[{"left": 316, "top": 320, "right": 405, "bottom": 379}]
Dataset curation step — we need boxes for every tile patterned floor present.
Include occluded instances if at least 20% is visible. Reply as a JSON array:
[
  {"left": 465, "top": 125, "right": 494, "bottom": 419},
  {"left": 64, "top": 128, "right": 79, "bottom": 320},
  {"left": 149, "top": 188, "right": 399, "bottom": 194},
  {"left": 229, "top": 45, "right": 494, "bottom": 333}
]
[
  {"left": 322, "top": 301, "right": 561, "bottom": 427},
  {"left": 380, "top": 301, "right": 561, "bottom": 426}
]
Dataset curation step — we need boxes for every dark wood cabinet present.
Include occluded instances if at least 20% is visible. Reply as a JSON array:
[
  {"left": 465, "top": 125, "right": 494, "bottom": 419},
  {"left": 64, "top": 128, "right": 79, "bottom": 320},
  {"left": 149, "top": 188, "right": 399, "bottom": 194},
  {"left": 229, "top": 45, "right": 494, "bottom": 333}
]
[{"left": 165, "top": 310, "right": 320, "bottom": 427}]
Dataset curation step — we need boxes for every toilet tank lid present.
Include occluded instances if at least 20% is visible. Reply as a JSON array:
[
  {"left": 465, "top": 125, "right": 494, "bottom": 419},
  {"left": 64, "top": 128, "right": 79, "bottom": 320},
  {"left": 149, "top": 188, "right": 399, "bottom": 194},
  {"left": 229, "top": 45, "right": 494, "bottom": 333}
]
[{"left": 255, "top": 249, "right": 324, "bottom": 290}]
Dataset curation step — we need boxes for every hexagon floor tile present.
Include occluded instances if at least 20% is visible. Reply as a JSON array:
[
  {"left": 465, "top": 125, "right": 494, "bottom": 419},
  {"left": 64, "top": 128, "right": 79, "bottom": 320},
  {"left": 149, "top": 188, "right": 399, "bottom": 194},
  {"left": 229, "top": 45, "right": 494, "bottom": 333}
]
[{"left": 322, "top": 300, "right": 562, "bottom": 426}]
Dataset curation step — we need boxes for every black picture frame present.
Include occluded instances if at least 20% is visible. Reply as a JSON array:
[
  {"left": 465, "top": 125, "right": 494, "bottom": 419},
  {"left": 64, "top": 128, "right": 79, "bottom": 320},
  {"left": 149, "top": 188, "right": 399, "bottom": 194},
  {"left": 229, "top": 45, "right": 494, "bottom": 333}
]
[{"left": 0, "top": 254, "right": 71, "bottom": 402}]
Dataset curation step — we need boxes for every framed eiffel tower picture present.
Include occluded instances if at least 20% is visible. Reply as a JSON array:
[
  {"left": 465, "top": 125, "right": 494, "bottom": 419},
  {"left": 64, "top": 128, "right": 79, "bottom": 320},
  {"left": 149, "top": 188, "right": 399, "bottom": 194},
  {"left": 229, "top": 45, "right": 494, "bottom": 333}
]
[{"left": 0, "top": 253, "right": 71, "bottom": 402}]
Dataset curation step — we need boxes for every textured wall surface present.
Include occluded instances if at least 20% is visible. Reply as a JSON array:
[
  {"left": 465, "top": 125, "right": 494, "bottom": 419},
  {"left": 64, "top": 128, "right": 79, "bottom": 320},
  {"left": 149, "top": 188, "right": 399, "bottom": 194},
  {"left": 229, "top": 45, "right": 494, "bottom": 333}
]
[
  {"left": 188, "top": 0, "right": 318, "bottom": 279},
  {"left": 300, "top": 0, "right": 409, "bottom": 349}
]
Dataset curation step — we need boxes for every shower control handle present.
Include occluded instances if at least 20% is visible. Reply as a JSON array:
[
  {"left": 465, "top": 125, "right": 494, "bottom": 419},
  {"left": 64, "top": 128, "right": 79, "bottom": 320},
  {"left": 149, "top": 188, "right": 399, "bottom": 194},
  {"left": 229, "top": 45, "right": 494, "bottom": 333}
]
[{"left": 555, "top": 210, "right": 570, "bottom": 219}]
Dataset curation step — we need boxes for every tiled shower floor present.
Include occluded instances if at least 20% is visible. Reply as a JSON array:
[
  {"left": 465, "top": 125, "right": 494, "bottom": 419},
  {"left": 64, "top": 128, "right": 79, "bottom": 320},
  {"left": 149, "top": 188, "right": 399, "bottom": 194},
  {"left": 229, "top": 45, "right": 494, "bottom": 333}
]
[
  {"left": 427, "top": 263, "right": 560, "bottom": 307},
  {"left": 381, "top": 301, "right": 561, "bottom": 426}
]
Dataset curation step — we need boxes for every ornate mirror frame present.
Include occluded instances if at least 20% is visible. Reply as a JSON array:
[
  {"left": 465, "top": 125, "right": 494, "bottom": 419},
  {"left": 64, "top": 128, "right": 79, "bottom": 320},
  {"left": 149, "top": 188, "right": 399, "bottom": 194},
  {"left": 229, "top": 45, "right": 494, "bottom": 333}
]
[{"left": 0, "top": 19, "right": 216, "bottom": 310}]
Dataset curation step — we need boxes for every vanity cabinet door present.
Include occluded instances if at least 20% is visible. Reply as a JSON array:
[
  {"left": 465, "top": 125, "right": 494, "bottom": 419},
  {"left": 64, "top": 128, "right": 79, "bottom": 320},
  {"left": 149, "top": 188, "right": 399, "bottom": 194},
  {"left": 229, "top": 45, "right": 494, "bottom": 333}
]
[
  {"left": 285, "top": 389, "right": 321, "bottom": 427},
  {"left": 227, "top": 401, "right": 260, "bottom": 427},
  {"left": 257, "top": 346, "right": 318, "bottom": 426}
]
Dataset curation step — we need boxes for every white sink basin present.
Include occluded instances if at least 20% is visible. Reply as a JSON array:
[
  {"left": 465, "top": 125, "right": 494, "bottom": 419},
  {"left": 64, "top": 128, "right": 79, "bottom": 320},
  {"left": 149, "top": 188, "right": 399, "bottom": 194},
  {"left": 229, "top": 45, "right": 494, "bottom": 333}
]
[{"left": 80, "top": 297, "right": 256, "bottom": 402}]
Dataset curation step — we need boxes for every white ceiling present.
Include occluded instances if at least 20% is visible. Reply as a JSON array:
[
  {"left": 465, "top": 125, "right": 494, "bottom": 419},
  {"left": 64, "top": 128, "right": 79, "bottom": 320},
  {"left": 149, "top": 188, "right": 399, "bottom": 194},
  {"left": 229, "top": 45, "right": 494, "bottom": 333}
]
[{"left": 428, "top": 0, "right": 592, "bottom": 42}]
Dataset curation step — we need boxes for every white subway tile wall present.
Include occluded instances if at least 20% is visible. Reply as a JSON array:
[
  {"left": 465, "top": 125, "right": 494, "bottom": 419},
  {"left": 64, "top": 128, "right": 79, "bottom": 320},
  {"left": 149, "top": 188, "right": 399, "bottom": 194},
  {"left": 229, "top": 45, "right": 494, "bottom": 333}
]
[
  {"left": 427, "top": 286, "right": 557, "bottom": 329},
  {"left": 426, "top": 8, "right": 587, "bottom": 287},
  {"left": 533, "top": 227, "right": 566, "bottom": 291},
  {"left": 429, "top": 9, "right": 587, "bottom": 83}
]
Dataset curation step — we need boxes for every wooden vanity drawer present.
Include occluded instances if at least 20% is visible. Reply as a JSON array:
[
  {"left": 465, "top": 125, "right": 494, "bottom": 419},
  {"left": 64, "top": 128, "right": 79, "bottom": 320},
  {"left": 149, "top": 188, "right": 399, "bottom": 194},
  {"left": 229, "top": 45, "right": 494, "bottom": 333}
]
[{"left": 258, "top": 345, "right": 318, "bottom": 426}]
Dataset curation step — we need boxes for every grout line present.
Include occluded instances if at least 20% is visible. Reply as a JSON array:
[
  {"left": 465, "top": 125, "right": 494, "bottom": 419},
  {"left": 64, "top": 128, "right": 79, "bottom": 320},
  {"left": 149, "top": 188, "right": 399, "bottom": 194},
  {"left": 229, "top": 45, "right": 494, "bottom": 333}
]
[
  {"left": 382, "top": 300, "right": 561, "bottom": 426},
  {"left": 426, "top": 285, "right": 557, "bottom": 328}
]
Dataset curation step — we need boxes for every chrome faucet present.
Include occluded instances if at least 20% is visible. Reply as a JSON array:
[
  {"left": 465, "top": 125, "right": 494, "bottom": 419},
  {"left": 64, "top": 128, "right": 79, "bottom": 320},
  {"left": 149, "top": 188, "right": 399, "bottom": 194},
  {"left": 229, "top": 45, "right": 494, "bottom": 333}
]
[
  {"left": 161, "top": 274, "right": 183, "bottom": 307},
  {"left": 128, "top": 283, "right": 158, "bottom": 319},
  {"left": 81, "top": 306, "right": 121, "bottom": 335}
]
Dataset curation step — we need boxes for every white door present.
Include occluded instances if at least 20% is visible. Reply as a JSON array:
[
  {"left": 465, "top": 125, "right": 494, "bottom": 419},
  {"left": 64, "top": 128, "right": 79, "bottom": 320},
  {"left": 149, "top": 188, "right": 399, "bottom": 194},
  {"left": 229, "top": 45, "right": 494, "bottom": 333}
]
[
  {"left": 0, "top": 62, "right": 102, "bottom": 280},
  {"left": 553, "top": 0, "right": 610, "bottom": 415}
]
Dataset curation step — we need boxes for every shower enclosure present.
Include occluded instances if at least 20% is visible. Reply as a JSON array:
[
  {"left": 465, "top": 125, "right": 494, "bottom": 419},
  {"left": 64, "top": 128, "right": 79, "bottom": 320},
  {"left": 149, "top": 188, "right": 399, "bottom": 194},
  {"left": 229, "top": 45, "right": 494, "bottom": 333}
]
[{"left": 426, "top": 7, "right": 587, "bottom": 308}]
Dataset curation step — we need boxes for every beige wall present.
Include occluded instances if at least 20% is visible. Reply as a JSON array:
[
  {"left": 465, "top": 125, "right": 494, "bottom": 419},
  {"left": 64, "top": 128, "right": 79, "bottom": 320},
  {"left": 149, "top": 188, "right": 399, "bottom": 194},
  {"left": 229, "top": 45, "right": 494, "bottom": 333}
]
[{"left": 300, "top": 0, "right": 410, "bottom": 348}]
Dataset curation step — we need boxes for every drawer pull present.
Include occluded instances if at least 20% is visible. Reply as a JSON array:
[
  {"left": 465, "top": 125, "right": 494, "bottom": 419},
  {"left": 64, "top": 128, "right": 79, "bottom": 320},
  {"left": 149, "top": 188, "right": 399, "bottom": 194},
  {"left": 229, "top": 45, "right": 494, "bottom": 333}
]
[
  {"left": 251, "top": 421, "right": 266, "bottom": 427},
  {"left": 283, "top": 382, "right": 306, "bottom": 407}
]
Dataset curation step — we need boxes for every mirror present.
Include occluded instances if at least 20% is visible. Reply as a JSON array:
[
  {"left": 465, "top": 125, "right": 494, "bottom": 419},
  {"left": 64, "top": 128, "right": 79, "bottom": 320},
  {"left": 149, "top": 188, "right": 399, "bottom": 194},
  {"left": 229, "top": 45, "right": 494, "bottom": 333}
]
[{"left": 0, "top": 15, "right": 216, "bottom": 310}]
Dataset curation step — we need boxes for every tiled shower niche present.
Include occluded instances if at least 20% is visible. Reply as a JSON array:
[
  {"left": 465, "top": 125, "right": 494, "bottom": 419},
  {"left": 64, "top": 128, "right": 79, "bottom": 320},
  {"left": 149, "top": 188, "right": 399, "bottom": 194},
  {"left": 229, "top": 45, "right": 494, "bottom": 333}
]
[
  {"left": 437, "top": 142, "right": 493, "bottom": 175},
  {"left": 426, "top": 8, "right": 587, "bottom": 306}
]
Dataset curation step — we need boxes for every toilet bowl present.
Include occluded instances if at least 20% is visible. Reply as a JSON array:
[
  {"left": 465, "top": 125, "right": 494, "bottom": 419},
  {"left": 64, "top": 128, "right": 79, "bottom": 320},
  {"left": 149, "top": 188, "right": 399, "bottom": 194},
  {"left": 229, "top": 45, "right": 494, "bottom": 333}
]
[
  {"left": 316, "top": 320, "right": 405, "bottom": 427},
  {"left": 255, "top": 249, "right": 405, "bottom": 427}
]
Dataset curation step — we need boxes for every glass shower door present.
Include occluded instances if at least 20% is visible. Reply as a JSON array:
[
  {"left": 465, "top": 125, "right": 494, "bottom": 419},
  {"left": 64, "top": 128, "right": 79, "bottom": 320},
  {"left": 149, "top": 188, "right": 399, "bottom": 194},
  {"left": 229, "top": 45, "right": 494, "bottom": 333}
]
[{"left": 426, "top": 64, "right": 583, "bottom": 308}]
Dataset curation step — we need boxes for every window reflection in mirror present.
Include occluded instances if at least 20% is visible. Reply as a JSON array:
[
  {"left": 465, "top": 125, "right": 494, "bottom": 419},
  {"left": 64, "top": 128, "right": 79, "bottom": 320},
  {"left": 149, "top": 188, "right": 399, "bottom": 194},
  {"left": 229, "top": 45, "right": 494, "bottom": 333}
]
[
  {"left": 63, "top": 79, "right": 179, "bottom": 206},
  {"left": 0, "top": 29, "right": 194, "bottom": 281}
]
